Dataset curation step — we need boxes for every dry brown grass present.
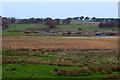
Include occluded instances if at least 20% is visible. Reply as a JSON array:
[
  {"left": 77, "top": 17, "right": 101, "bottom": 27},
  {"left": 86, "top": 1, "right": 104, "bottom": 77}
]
[{"left": 2, "top": 36, "right": 118, "bottom": 50}]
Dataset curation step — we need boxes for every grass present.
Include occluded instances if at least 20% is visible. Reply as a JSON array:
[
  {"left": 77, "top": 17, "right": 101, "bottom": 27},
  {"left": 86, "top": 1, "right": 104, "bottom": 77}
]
[
  {"left": 6, "top": 24, "right": 48, "bottom": 30},
  {"left": 2, "top": 32, "right": 24, "bottom": 36},
  {"left": 2, "top": 31, "right": 64, "bottom": 36},
  {"left": 2, "top": 49, "right": 119, "bottom": 78},
  {"left": 2, "top": 22, "right": 119, "bottom": 79},
  {"left": 56, "top": 22, "right": 100, "bottom": 31},
  {"left": 2, "top": 32, "right": 98, "bottom": 37},
  {"left": 3, "top": 49, "right": 118, "bottom": 66},
  {"left": 6, "top": 22, "right": 99, "bottom": 31},
  {"left": 3, "top": 63, "right": 83, "bottom": 78},
  {"left": 2, "top": 36, "right": 118, "bottom": 50},
  {"left": 69, "top": 21, "right": 118, "bottom": 31},
  {"left": 6, "top": 22, "right": 118, "bottom": 31},
  {"left": 0, "top": 65, "right": 1, "bottom": 79},
  {"left": 0, "top": 49, "right": 2, "bottom": 80},
  {"left": 2, "top": 63, "right": 115, "bottom": 78},
  {"left": 2, "top": 22, "right": 118, "bottom": 37},
  {"left": 0, "top": 29, "right": 2, "bottom": 37}
]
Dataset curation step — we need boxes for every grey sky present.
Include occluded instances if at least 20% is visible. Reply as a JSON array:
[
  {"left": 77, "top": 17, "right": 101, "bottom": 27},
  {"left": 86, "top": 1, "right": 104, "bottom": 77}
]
[{"left": 2, "top": 2, "right": 118, "bottom": 19}]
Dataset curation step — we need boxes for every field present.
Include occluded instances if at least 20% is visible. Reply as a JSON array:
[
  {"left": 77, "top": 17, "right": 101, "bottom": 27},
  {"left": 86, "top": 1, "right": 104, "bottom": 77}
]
[
  {"left": 6, "top": 22, "right": 118, "bottom": 31},
  {"left": 4, "top": 22, "right": 118, "bottom": 37},
  {"left": 6, "top": 22, "right": 100, "bottom": 31},
  {"left": 2, "top": 36, "right": 119, "bottom": 79},
  {"left": 2, "top": 22, "right": 120, "bottom": 79},
  {"left": 2, "top": 48, "right": 119, "bottom": 78},
  {"left": 2, "top": 36, "right": 118, "bottom": 50}
]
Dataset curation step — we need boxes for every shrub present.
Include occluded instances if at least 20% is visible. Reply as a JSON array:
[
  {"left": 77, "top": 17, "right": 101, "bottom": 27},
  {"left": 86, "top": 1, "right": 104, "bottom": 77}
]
[
  {"left": 53, "top": 68, "right": 91, "bottom": 76},
  {"left": 88, "top": 66, "right": 98, "bottom": 73},
  {"left": 108, "top": 74, "right": 120, "bottom": 79},
  {"left": 10, "top": 67, "right": 16, "bottom": 71},
  {"left": 111, "top": 65, "right": 120, "bottom": 72},
  {"left": 78, "top": 28, "right": 82, "bottom": 30},
  {"left": 88, "top": 65, "right": 112, "bottom": 74}
]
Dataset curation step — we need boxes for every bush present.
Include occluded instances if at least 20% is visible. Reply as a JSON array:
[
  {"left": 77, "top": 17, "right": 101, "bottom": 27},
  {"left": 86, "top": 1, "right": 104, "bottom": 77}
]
[
  {"left": 88, "top": 66, "right": 98, "bottom": 73},
  {"left": 78, "top": 28, "right": 82, "bottom": 30},
  {"left": 53, "top": 68, "right": 91, "bottom": 76},
  {"left": 11, "top": 67, "right": 16, "bottom": 71},
  {"left": 88, "top": 65, "right": 112, "bottom": 74},
  {"left": 108, "top": 74, "right": 120, "bottom": 79},
  {"left": 111, "top": 65, "right": 120, "bottom": 72}
]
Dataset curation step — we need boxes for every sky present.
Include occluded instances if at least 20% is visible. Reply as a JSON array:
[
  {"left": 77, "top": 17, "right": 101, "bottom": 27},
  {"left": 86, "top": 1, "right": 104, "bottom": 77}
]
[
  {"left": 119, "top": 1, "right": 120, "bottom": 18},
  {"left": 2, "top": 2, "right": 118, "bottom": 19}
]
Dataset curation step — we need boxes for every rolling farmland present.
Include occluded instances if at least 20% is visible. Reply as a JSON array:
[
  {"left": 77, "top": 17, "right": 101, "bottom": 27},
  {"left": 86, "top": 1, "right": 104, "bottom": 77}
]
[
  {"left": 1, "top": 2, "right": 120, "bottom": 79},
  {"left": 2, "top": 23, "right": 119, "bottom": 79}
]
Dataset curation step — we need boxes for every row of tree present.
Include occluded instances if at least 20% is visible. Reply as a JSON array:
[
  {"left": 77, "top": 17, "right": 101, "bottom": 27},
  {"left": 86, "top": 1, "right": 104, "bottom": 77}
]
[
  {"left": 1, "top": 17, "right": 72, "bottom": 29},
  {"left": 98, "top": 21, "right": 120, "bottom": 28},
  {"left": 18, "top": 17, "right": 118, "bottom": 24},
  {"left": 1, "top": 16, "right": 120, "bottom": 30},
  {"left": 71, "top": 16, "right": 118, "bottom": 22}
]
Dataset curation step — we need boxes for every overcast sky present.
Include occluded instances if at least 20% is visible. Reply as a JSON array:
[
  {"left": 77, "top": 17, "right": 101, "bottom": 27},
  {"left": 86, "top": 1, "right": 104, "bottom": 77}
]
[{"left": 2, "top": 2, "right": 118, "bottom": 19}]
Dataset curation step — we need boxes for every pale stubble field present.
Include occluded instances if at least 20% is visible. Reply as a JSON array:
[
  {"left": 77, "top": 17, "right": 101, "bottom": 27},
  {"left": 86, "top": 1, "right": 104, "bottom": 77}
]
[{"left": 2, "top": 36, "right": 118, "bottom": 50}]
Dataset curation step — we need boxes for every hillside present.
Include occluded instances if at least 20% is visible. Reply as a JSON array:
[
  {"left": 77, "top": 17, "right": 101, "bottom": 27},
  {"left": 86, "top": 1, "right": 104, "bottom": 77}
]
[{"left": 2, "top": 21, "right": 118, "bottom": 37}]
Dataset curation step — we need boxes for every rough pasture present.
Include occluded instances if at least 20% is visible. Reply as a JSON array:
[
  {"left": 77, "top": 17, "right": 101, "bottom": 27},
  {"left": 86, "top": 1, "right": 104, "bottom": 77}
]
[
  {"left": 2, "top": 36, "right": 118, "bottom": 50},
  {"left": 2, "top": 36, "right": 119, "bottom": 78}
]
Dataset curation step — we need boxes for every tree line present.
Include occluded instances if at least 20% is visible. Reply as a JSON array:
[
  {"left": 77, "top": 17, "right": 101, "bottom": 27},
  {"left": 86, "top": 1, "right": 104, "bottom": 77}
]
[
  {"left": 98, "top": 20, "right": 120, "bottom": 28},
  {"left": 1, "top": 16, "right": 120, "bottom": 30}
]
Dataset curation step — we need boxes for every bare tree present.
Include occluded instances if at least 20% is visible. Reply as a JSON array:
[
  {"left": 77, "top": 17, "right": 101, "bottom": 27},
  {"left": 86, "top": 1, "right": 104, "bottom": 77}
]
[{"left": 45, "top": 17, "right": 55, "bottom": 28}]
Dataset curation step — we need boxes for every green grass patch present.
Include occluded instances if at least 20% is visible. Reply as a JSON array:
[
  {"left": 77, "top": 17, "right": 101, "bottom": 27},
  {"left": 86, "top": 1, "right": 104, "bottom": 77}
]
[
  {"left": 7, "top": 24, "right": 48, "bottom": 30},
  {"left": 2, "top": 32, "right": 24, "bottom": 36},
  {"left": 2, "top": 63, "right": 114, "bottom": 78},
  {"left": 56, "top": 22, "right": 99, "bottom": 31},
  {"left": 6, "top": 22, "right": 118, "bottom": 31},
  {"left": 0, "top": 65, "right": 2, "bottom": 80},
  {"left": 2, "top": 63, "right": 81, "bottom": 78},
  {"left": 2, "top": 49, "right": 119, "bottom": 78}
]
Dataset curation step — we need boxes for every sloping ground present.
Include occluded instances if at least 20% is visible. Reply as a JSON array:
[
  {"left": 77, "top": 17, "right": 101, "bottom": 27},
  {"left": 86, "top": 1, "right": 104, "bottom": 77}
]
[{"left": 2, "top": 36, "right": 118, "bottom": 50}]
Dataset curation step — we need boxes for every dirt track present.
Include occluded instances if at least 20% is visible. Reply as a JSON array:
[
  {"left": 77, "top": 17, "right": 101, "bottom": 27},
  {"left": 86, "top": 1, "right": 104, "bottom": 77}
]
[{"left": 2, "top": 36, "right": 118, "bottom": 50}]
